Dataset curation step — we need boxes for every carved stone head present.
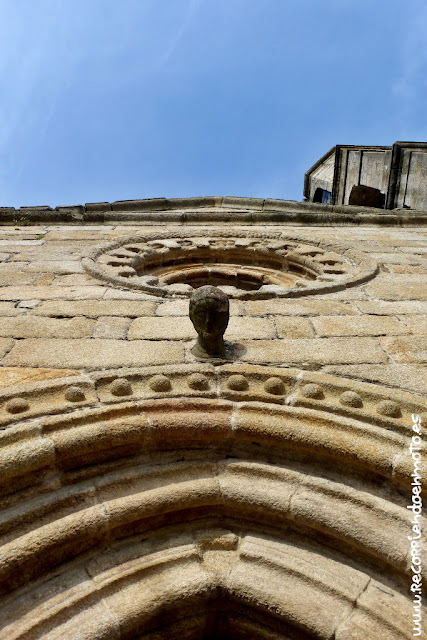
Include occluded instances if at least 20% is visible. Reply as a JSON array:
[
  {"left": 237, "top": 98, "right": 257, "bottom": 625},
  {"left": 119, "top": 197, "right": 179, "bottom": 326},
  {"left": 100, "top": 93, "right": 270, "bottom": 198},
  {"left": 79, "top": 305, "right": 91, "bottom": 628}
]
[{"left": 189, "top": 285, "right": 229, "bottom": 357}]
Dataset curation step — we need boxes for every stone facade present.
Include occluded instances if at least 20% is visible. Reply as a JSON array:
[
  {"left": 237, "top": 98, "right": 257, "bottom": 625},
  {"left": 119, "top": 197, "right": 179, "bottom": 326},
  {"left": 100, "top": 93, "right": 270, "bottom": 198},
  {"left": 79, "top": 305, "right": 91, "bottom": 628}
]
[{"left": 0, "top": 196, "right": 425, "bottom": 639}]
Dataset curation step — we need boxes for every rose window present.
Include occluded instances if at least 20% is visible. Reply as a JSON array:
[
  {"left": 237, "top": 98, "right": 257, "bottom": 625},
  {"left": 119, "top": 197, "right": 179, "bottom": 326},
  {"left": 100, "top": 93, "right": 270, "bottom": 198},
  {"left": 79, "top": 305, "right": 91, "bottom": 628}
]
[{"left": 83, "top": 231, "right": 378, "bottom": 299}]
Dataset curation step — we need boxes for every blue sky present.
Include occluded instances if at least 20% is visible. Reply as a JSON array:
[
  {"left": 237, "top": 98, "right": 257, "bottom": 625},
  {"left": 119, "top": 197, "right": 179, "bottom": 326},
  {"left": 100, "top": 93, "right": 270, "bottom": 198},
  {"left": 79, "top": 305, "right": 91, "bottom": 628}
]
[{"left": 1, "top": 0, "right": 426, "bottom": 207}]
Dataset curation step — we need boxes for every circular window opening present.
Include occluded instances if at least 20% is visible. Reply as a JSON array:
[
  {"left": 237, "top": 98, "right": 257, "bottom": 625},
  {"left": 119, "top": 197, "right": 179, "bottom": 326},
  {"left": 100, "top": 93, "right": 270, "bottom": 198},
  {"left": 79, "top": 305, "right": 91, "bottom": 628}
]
[
  {"left": 84, "top": 232, "right": 378, "bottom": 299},
  {"left": 134, "top": 248, "right": 318, "bottom": 292},
  {"left": 151, "top": 263, "right": 310, "bottom": 291}
]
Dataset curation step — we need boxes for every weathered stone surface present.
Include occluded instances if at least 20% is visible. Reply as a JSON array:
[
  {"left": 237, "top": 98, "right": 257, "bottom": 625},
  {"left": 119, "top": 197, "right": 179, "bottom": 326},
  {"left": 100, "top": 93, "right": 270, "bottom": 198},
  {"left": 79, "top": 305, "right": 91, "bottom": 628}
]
[
  {"left": 324, "top": 364, "right": 426, "bottom": 395},
  {"left": 155, "top": 299, "right": 191, "bottom": 316},
  {"left": 32, "top": 299, "right": 156, "bottom": 317},
  {"left": 34, "top": 273, "right": 55, "bottom": 286},
  {"left": 381, "top": 335, "right": 427, "bottom": 363},
  {"left": 0, "top": 228, "right": 47, "bottom": 236},
  {"left": 0, "top": 271, "right": 38, "bottom": 286},
  {"left": 369, "top": 251, "right": 426, "bottom": 265},
  {"left": 274, "top": 317, "right": 314, "bottom": 338},
  {"left": 312, "top": 288, "right": 370, "bottom": 300},
  {"left": 0, "top": 286, "right": 107, "bottom": 301},
  {"left": 21, "top": 260, "right": 85, "bottom": 274},
  {"left": 226, "top": 316, "right": 276, "bottom": 340},
  {"left": 0, "top": 367, "right": 79, "bottom": 387},
  {"left": 366, "top": 274, "right": 427, "bottom": 300},
  {"left": 9, "top": 250, "right": 83, "bottom": 263},
  {"left": 312, "top": 315, "right": 407, "bottom": 336},
  {"left": 386, "top": 263, "right": 427, "bottom": 273},
  {"left": 35, "top": 602, "right": 120, "bottom": 640},
  {"left": 129, "top": 316, "right": 194, "bottom": 340},
  {"left": 0, "top": 316, "right": 95, "bottom": 339},
  {"left": 227, "top": 539, "right": 359, "bottom": 638},
  {"left": 103, "top": 288, "right": 154, "bottom": 301},
  {"left": 356, "top": 300, "right": 427, "bottom": 314},
  {"left": 241, "top": 337, "right": 388, "bottom": 364},
  {"left": 397, "top": 314, "right": 427, "bottom": 334},
  {"left": 0, "top": 302, "right": 24, "bottom": 316},
  {"left": 93, "top": 316, "right": 131, "bottom": 339},
  {"left": 335, "top": 580, "right": 414, "bottom": 640},
  {"left": 0, "top": 239, "right": 45, "bottom": 246},
  {"left": 245, "top": 299, "right": 359, "bottom": 316},
  {"left": 17, "top": 300, "right": 41, "bottom": 309},
  {"left": 0, "top": 339, "right": 13, "bottom": 358},
  {"left": 3, "top": 339, "right": 184, "bottom": 368},
  {"left": 44, "top": 228, "right": 116, "bottom": 241},
  {"left": 51, "top": 273, "right": 98, "bottom": 286},
  {"left": 291, "top": 488, "right": 407, "bottom": 566},
  {"left": 233, "top": 402, "right": 411, "bottom": 488}
]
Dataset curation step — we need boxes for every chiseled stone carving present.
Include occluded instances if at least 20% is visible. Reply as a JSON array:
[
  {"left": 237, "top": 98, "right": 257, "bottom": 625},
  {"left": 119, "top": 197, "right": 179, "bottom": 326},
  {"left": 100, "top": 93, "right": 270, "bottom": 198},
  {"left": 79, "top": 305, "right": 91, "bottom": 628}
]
[
  {"left": 0, "top": 363, "right": 423, "bottom": 639},
  {"left": 82, "top": 230, "right": 379, "bottom": 299},
  {"left": 189, "top": 285, "right": 229, "bottom": 358}
]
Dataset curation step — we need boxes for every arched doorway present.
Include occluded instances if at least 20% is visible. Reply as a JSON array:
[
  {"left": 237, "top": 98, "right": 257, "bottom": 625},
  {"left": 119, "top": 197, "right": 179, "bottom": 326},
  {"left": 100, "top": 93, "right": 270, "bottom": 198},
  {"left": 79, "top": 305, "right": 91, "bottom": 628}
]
[{"left": 0, "top": 364, "right": 424, "bottom": 639}]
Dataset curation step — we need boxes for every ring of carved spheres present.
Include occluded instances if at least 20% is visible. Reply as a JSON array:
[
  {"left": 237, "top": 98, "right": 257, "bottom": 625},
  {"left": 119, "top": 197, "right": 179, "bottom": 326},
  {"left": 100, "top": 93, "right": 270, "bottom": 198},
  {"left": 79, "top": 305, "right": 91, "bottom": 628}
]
[{"left": 83, "top": 231, "right": 379, "bottom": 299}]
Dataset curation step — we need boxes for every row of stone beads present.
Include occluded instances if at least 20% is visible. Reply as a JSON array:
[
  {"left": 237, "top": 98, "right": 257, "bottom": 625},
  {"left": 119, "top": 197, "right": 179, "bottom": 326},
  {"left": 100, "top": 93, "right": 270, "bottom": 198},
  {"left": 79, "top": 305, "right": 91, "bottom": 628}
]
[
  {"left": 300, "top": 383, "right": 401, "bottom": 417},
  {"left": 108, "top": 375, "right": 402, "bottom": 418},
  {"left": 2, "top": 379, "right": 402, "bottom": 419}
]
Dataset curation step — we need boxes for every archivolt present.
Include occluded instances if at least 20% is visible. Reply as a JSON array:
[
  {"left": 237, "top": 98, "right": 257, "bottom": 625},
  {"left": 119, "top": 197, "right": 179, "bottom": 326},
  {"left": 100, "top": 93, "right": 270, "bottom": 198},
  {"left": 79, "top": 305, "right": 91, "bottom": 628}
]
[{"left": 0, "top": 365, "right": 425, "bottom": 639}]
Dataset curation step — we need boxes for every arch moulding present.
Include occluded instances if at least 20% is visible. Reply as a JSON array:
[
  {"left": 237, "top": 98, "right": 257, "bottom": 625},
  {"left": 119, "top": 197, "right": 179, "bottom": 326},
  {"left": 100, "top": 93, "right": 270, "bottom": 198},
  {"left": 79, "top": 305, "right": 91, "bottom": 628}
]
[{"left": 0, "top": 363, "right": 425, "bottom": 640}]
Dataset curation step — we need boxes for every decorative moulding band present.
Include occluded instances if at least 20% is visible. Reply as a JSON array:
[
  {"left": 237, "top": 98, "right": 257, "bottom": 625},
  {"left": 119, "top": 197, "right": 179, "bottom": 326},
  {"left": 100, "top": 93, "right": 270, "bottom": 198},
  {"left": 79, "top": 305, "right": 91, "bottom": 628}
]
[
  {"left": 0, "top": 362, "right": 424, "bottom": 447},
  {"left": 0, "top": 364, "right": 423, "bottom": 639},
  {"left": 1, "top": 196, "right": 427, "bottom": 225},
  {"left": 0, "top": 365, "right": 423, "bottom": 639}
]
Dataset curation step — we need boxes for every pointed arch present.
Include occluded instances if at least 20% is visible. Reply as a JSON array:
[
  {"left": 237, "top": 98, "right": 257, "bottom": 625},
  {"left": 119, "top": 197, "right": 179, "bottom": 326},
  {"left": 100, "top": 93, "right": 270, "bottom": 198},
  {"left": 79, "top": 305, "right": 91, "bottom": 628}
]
[{"left": 0, "top": 364, "right": 425, "bottom": 639}]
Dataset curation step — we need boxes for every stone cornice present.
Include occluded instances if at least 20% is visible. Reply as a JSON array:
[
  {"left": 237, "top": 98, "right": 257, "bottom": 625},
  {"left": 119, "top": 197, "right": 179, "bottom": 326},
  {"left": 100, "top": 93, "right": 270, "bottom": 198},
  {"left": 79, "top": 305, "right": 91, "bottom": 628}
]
[{"left": 1, "top": 196, "right": 427, "bottom": 225}]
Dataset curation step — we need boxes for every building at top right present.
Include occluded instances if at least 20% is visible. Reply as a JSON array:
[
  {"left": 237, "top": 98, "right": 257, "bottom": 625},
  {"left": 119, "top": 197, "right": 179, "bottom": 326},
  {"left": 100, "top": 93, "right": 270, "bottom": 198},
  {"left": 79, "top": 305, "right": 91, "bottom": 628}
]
[{"left": 305, "top": 141, "right": 427, "bottom": 211}]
